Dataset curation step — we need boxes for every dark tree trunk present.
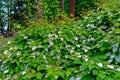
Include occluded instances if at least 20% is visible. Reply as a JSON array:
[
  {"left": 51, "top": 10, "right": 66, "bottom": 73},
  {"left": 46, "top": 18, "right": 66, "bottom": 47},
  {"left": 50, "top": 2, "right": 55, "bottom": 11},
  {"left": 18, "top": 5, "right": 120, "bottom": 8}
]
[{"left": 70, "top": 0, "right": 75, "bottom": 17}]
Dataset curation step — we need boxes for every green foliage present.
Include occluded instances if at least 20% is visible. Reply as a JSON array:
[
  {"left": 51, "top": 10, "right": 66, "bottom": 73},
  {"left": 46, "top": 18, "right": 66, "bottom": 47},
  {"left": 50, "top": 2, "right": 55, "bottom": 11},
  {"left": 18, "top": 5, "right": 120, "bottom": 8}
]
[
  {"left": 64, "top": 0, "right": 69, "bottom": 14},
  {"left": 71, "top": 0, "right": 120, "bottom": 18},
  {"left": 40, "top": 0, "right": 60, "bottom": 20},
  {"left": 12, "top": 23, "right": 26, "bottom": 31},
  {"left": 0, "top": 6, "right": 120, "bottom": 79},
  {"left": 10, "top": 0, "right": 37, "bottom": 27},
  {"left": 96, "top": 0, "right": 120, "bottom": 12},
  {"left": 75, "top": 0, "right": 98, "bottom": 17},
  {"left": 9, "top": 0, "right": 61, "bottom": 28}
]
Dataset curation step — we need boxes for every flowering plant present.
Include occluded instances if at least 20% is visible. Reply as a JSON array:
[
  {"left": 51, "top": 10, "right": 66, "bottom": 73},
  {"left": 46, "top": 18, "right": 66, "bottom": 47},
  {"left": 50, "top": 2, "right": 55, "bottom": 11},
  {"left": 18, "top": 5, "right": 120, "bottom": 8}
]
[{"left": 0, "top": 4, "right": 120, "bottom": 80}]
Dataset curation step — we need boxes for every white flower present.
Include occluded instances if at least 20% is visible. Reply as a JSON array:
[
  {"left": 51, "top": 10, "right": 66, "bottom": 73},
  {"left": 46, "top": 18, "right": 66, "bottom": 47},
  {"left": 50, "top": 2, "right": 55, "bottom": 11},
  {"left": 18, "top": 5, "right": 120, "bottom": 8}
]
[
  {"left": 83, "top": 40, "right": 86, "bottom": 44},
  {"left": 13, "top": 75, "right": 18, "bottom": 79},
  {"left": 76, "top": 45, "right": 80, "bottom": 48},
  {"left": 43, "top": 55, "right": 46, "bottom": 59},
  {"left": 70, "top": 77, "right": 75, "bottom": 80},
  {"left": 116, "top": 68, "right": 120, "bottom": 71},
  {"left": 98, "top": 28, "right": 101, "bottom": 31},
  {"left": 107, "top": 65, "right": 114, "bottom": 69},
  {"left": 48, "top": 34, "right": 51, "bottom": 37},
  {"left": 32, "top": 55, "right": 36, "bottom": 58},
  {"left": 104, "top": 40, "right": 108, "bottom": 42},
  {"left": 65, "top": 55, "right": 68, "bottom": 59},
  {"left": 50, "top": 52, "right": 54, "bottom": 56},
  {"left": 70, "top": 50, "right": 74, "bottom": 53},
  {"left": 45, "top": 48, "right": 49, "bottom": 52},
  {"left": 5, "top": 77, "right": 10, "bottom": 80},
  {"left": 27, "top": 42, "right": 31, "bottom": 44},
  {"left": 3, "top": 50, "right": 8, "bottom": 54},
  {"left": 108, "top": 59, "right": 113, "bottom": 63},
  {"left": 110, "top": 55, "right": 115, "bottom": 59},
  {"left": 76, "top": 53, "right": 82, "bottom": 58},
  {"left": 60, "top": 67, "right": 63, "bottom": 69},
  {"left": 7, "top": 41, "right": 11, "bottom": 44},
  {"left": 118, "top": 19, "right": 120, "bottom": 22},
  {"left": 3, "top": 61, "right": 6, "bottom": 64},
  {"left": 38, "top": 45, "right": 43, "bottom": 48},
  {"left": 87, "top": 24, "right": 90, "bottom": 27},
  {"left": 84, "top": 49, "right": 88, "bottom": 52},
  {"left": 90, "top": 20, "right": 93, "bottom": 22},
  {"left": 97, "top": 63, "right": 103, "bottom": 68},
  {"left": 108, "top": 12, "right": 113, "bottom": 16},
  {"left": 106, "top": 52, "right": 111, "bottom": 56},
  {"left": 8, "top": 54, "right": 11, "bottom": 58},
  {"left": 76, "top": 77, "right": 81, "bottom": 80},
  {"left": 50, "top": 42, "right": 53, "bottom": 45},
  {"left": 84, "top": 17, "right": 88, "bottom": 19},
  {"left": 4, "top": 70, "right": 9, "bottom": 74},
  {"left": 87, "top": 47, "right": 90, "bottom": 50},
  {"left": 57, "top": 56, "right": 60, "bottom": 60},
  {"left": 78, "top": 55, "right": 82, "bottom": 58},
  {"left": 72, "top": 47, "right": 75, "bottom": 50},
  {"left": 97, "top": 16, "right": 101, "bottom": 19},
  {"left": 55, "top": 76, "right": 58, "bottom": 79},
  {"left": 32, "top": 46, "right": 37, "bottom": 51},
  {"left": 98, "top": 20, "right": 102, "bottom": 24},
  {"left": 45, "top": 75, "right": 48, "bottom": 78},
  {"left": 91, "top": 38, "right": 94, "bottom": 41},
  {"left": 58, "top": 31, "right": 62, "bottom": 34},
  {"left": 87, "top": 38, "right": 90, "bottom": 42},
  {"left": 74, "top": 37, "right": 79, "bottom": 41},
  {"left": 23, "top": 36, "right": 28, "bottom": 39},
  {"left": 14, "top": 47, "right": 17, "bottom": 49},
  {"left": 97, "top": 8, "right": 100, "bottom": 11},
  {"left": 17, "top": 25, "right": 20, "bottom": 28},
  {"left": 52, "top": 34, "right": 58, "bottom": 38},
  {"left": 9, "top": 47, "right": 13, "bottom": 50},
  {"left": 83, "top": 55, "right": 89, "bottom": 61},
  {"left": 91, "top": 24, "right": 95, "bottom": 28},
  {"left": 46, "top": 65, "right": 50, "bottom": 67},
  {"left": 84, "top": 58, "right": 89, "bottom": 61},
  {"left": 16, "top": 52, "right": 21, "bottom": 56},
  {"left": 65, "top": 45, "right": 70, "bottom": 48},
  {"left": 21, "top": 71, "right": 26, "bottom": 75},
  {"left": 82, "top": 46, "right": 88, "bottom": 52},
  {"left": 60, "top": 38, "right": 64, "bottom": 41},
  {"left": 31, "top": 41, "right": 34, "bottom": 42}
]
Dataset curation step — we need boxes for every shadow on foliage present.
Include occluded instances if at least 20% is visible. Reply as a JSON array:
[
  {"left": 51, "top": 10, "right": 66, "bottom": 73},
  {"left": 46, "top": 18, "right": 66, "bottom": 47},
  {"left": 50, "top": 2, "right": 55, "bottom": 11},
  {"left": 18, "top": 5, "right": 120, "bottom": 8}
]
[{"left": 75, "top": 0, "right": 98, "bottom": 17}]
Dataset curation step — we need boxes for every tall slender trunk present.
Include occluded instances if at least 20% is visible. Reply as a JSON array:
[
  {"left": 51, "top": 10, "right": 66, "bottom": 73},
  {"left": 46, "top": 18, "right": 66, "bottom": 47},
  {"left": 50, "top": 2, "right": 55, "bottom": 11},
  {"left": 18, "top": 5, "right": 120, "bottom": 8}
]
[{"left": 70, "top": 0, "right": 75, "bottom": 17}]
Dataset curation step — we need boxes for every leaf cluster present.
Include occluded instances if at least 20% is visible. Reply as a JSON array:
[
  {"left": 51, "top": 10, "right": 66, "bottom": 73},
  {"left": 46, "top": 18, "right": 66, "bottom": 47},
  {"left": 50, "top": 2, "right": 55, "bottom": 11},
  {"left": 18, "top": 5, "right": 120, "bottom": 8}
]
[{"left": 0, "top": 4, "right": 120, "bottom": 80}]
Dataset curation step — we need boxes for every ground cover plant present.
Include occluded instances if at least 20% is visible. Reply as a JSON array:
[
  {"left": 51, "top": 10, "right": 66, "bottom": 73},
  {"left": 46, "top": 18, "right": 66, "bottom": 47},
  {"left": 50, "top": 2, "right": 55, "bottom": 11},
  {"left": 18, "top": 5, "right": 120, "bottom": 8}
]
[{"left": 0, "top": 5, "right": 120, "bottom": 79}]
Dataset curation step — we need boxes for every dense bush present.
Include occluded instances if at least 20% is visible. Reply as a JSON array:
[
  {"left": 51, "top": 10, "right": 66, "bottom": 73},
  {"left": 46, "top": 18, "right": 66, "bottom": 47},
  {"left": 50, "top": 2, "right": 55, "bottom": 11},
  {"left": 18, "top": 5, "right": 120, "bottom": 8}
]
[
  {"left": 0, "top": 6, "right": 120, "bottom": 80},
  {"left": 75, "top": 0, "right": 98, "bottom": 17},
  {"left": 40, "top": 0, "right": 60, "bottom": 20}
]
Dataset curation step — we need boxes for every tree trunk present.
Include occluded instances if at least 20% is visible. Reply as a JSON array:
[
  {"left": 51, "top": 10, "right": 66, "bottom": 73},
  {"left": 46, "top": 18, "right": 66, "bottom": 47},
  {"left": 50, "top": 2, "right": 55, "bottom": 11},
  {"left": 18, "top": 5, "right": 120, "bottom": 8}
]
[{"left": 70, "top": 0, "right": 75, "bottom": 17}]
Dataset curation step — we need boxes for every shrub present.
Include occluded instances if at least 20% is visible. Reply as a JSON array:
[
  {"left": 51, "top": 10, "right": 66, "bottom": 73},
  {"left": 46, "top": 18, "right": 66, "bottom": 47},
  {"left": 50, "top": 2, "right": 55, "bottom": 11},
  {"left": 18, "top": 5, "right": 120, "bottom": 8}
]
[
  {"left": 40, "top": 0, "right": 60, "bottom": 20},
  {"left": 0, "top": 6, "right": 120, "bottom": 80}
]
